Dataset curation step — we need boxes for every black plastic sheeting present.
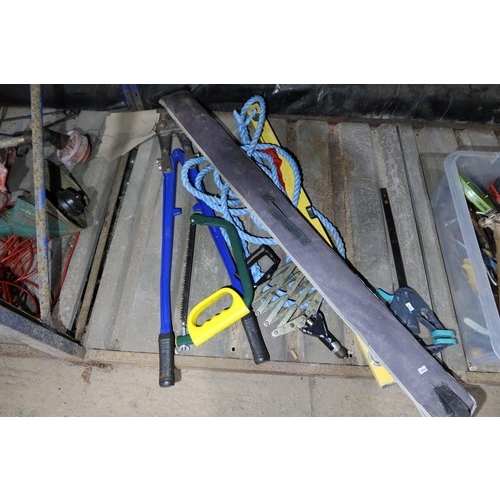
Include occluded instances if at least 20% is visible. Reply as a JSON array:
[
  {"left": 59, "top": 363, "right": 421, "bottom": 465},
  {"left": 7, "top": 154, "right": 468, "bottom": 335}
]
[{"left": 1, "top": 84, "right": 500, "bottom": 124}]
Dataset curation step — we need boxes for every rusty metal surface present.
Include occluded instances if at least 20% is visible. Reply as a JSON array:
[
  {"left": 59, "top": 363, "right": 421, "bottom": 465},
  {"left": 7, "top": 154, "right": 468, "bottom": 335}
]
[
  {"left": 30, "top": 84, "right": 52, "bottom": 326},
  {"left": 56, "top": 129, "right": 91, "bottom": 167}
]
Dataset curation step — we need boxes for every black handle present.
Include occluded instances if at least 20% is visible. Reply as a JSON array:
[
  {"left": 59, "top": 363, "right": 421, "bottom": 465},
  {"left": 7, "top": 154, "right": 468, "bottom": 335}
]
[
  {"left": 245, "top": 244, "right": 281, "bottom": 288},
  {"left": 241, "top": 311, "right": 270, "bottom": 364},
  {"left": 318, "top": 335, "right": 349, "bottom": 359},
  {"left": 158, "top": 332, "right": 176, "bottom": 387}
]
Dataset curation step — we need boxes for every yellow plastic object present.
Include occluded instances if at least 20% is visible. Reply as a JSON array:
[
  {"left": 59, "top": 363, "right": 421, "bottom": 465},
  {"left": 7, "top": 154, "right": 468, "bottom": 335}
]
[
  {"left": 249, "top": 104, "right": 332, "bottom": 244},
  {"left": 188, "top": 287, "right": 250, "bottom": 346},
  {"left": 462, "top": 259, "right": 478, "bottom": 293},
  {"left": 249, "top": 104, "right": 395, "bottom": 387}
]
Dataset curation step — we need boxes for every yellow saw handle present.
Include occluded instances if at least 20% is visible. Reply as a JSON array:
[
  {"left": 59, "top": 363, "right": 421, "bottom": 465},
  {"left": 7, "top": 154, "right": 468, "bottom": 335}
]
[{"left": 187, "top": 287, "right": 250, "bottom": 346}]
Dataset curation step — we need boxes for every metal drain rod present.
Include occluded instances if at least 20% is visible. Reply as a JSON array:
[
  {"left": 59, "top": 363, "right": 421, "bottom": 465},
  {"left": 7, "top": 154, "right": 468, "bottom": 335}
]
[{"left": 30, "top": 84, "right": 52, "bottom": 326}]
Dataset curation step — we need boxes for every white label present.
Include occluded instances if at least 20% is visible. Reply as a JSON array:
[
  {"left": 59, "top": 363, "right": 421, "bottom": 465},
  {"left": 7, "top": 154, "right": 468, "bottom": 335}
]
[
  {"left": 418, "top": 365, "right": 428, "bottom": 375},
  {"left": 405, "top": 302, "right": 415, "bottom": 312}
]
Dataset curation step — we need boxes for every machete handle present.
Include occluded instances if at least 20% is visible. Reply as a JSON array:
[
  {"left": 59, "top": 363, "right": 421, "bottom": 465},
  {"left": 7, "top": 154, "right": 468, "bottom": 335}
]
[
  {"left": 158, "top": 332, "right": 175, "bottom": 387},
  {"left": 188, "top": 287, "right": 249, "bottom": 345},
  {"left": 240, "top": 310, "right": 270, "bottom": 364}
]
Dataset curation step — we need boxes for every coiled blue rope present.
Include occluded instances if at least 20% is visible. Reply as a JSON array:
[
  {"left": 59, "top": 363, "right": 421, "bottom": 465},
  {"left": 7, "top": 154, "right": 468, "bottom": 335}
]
[{"left": 180, "top": 95, "right": 346, "bottom": 284}]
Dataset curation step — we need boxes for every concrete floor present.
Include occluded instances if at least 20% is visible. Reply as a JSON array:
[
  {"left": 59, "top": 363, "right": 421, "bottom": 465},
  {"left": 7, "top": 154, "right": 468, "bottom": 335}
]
[{"left": 1, "top": 351, "right": 500, "bottom": 416}]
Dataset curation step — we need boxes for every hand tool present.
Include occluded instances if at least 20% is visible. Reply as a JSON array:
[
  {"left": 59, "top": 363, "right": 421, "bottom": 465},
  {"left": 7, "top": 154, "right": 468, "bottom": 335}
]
[
  {"left": 157, "top": 123, "right": 185, "bottom": 387},
  {"left": 245, "top": 244, "right": 281, "bottom": 289},
  {"left": 176, "top": 213, "right": 197, "bottom": 352},
  {"left": 301, "top": 309, "right": 349, "bottom": 358},
  {"left": 253, "top": 260, "right": 348, "bottom": 358},
  {"left": 160, "top": 91, "right": 476, "bottom": 416},
  {"left": 184, "top": 213, "right": 270, "bottom": 364},
  {"left": 376, "top": 188, "right": 458, "bottom": 354}
]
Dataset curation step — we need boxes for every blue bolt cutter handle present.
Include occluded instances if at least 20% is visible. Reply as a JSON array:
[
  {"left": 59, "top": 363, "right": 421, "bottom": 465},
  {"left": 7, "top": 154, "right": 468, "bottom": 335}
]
[{"left": 158, "top": 148, "right": 183, "bottom": 387}]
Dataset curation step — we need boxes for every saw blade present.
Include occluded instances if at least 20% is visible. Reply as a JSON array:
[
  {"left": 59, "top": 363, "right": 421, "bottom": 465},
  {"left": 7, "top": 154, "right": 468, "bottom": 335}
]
[{"left": 179, "top": 221, "right": 197, "bottom": 336}]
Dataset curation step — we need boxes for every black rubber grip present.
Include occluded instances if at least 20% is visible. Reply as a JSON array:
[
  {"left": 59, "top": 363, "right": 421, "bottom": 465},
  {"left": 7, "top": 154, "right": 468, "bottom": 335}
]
[
  {"left": 158, "top": 333, "right": 175, "bottom": 387},
  {"left": 241, "top": 311, "right": 270, "bottom": 365},
  {"left": 435, "top": 384, "right": 472, "bottom": 417}
]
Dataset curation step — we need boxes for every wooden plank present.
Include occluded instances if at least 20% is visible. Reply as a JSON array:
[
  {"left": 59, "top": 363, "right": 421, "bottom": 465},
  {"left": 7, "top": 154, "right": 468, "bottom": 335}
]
[
  {"left": 410, "top": 125, "right": 469, "bottom": 371},
  {"left": 86, "top": 348, "right": 375, "bottom": 379},
  {"left": 84, "top": 137, "right": 162, "bottom": 351},
  {"left": 2, "top": 343, "right": 500, "bottom": 387},
  {"left": 372, "top": 124, "right": 430, "bottom": 301},
  {"left": 414, "top": 126, "right": 458, "bottom": 194},
  {"left": 333, "top": 122, "right": 393, "bottom": 365},
  {"left": 74, "top": 153, "right": 130, "bottom": 341},
  {"left": 455, "top": 129, "right": 500, "bottom": 147}
]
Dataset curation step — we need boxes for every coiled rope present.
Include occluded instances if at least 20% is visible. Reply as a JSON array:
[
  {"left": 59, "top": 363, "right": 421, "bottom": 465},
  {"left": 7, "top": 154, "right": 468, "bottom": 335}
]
[{"left": 180, "top": 95, "right": 346, "bottom": 282}]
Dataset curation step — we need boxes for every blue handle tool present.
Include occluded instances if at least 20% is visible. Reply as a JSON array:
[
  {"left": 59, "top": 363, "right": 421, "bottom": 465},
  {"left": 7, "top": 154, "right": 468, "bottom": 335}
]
[{"left": 158, "top": 148, "right": 183, "bottom": 387}]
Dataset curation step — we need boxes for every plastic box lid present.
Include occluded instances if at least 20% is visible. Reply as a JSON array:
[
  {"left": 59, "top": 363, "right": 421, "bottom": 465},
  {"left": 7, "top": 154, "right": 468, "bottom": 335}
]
[{"left": 431, "top": 148, "right": 500, "bottom": 369}]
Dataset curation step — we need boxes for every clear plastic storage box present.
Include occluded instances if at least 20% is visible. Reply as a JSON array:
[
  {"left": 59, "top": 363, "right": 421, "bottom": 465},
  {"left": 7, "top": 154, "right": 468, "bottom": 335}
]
[{"left": 431, "top": 149, "right": 500, "bottom": 370}]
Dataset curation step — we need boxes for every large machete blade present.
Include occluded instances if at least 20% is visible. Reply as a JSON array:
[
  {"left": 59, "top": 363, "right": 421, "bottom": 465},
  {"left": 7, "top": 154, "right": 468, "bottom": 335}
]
[{"left": 160, "top": 91, "right": 476, "bottom": 417}]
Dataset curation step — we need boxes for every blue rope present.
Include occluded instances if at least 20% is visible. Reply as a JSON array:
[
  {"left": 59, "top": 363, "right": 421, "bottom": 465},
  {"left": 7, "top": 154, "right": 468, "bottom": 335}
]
[
  {"left": 180, "top": 95, "right": 347, "bottom": 283},
  {"left": 310, "top": 206, "right": 346, "bottom": 259}
]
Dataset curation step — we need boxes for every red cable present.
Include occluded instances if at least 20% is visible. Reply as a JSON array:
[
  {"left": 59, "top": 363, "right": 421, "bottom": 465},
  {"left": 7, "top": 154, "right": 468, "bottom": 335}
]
[
  {"left": 0, "top": 230, "right": 80, "bottom": 316},
  {"left": 51, "top": 232, "right": 80, "bottom": 308}
]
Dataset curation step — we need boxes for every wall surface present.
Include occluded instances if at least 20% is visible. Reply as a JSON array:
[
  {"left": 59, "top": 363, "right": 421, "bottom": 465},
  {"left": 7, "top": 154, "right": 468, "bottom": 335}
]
[{"left": 2, "top": 84, "right": 500, "bottom": 124}]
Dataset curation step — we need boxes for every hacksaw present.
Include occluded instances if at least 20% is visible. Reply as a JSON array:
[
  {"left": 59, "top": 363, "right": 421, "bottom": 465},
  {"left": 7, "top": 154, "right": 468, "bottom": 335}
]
[
  {"left": 160, "top": 91, "right": 476, "bottom": 417},
  {"left": 247, "top": 103, "right": 394, "bottom": 387}
]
